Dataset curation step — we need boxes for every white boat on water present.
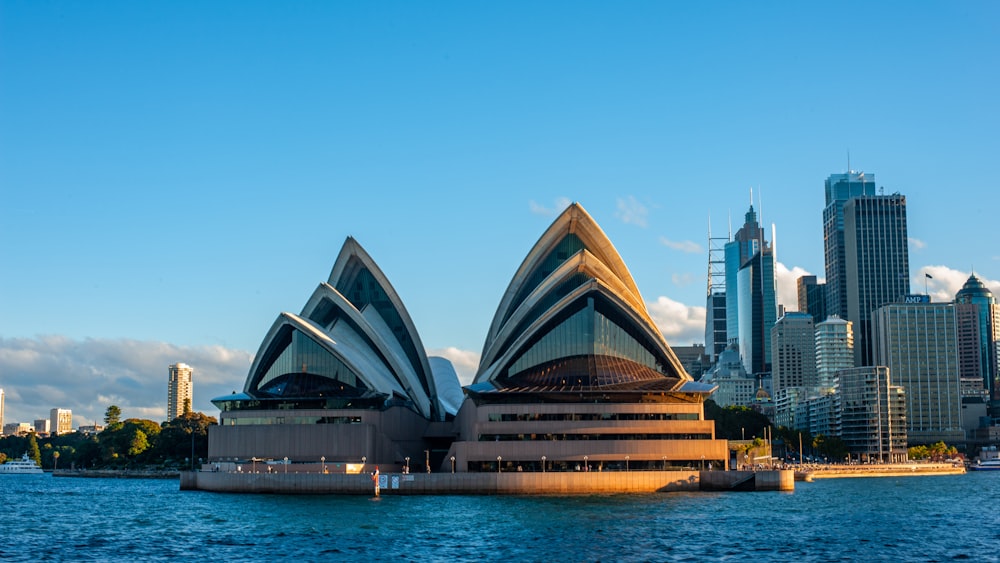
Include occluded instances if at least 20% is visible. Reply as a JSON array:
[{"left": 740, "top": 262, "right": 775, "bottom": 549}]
[
  {"left": 0, "top": 453, "right": 44, "bottom": 474},
  {"left": 969, "top": 460, "right": 1000, "bottom": 472}
]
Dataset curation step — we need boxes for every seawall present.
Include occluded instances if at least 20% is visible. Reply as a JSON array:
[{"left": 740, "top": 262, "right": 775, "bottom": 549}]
[
  {"left": 805, "top": 463, "right": 965, "bottom": 479},
  {"left": 180, "top": 469, "right": 794, "bottom": 494}
]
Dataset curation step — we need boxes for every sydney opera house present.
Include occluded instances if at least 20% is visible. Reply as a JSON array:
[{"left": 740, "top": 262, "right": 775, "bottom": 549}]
[{"left": 208, "top": 204, "right": 729, "bottom": 473}]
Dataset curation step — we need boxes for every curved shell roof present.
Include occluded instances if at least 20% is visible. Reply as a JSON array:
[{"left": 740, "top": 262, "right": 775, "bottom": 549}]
[
  {"left": 475, "top": 203, "right": 691, "bottom": 390},
  {"left": 241, "top": 237, "right": 446, "bottom": 420}
]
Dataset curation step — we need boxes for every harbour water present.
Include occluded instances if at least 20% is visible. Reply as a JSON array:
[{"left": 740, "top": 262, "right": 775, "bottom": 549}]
[{"left": 1, "top": 472, "right": 996, "bottom": 562}]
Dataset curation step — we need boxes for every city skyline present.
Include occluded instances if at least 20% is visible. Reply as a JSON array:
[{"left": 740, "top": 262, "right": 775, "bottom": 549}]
[{"left": 2, "top": 3, "right": 999, "bottom": 425}]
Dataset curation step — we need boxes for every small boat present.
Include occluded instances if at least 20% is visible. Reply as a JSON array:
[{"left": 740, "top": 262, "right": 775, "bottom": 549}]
[
  {"left": 969, "top": 459, "right": 1000, "bottom": 472},
  {"left": 0, "top": 452, "right": 44, "bottom": 474}
]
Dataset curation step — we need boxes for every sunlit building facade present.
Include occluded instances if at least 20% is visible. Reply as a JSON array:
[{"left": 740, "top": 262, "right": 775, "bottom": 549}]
[
  {"left": 168, "top": 363, "right": 194, "bottom": 421},
  {"left": 873, "top": 301, "right": 963, "bottom": 445},
  {"left": 50, "top": 408, "right": 73, "bottom": 435},
  {"left": 449, "top": 204, "right": 727, "bottom": 471},
  {"left": 207, "top": 205, "right": 727, "bottom": 473}
]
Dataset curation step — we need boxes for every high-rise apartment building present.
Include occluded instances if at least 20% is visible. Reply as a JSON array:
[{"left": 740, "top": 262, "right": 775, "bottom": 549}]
[
  {"left": 796, "top": 275, "right": 827, "bottom": 324},
  {"left": 771, "top": 312, "right": 817, "bottom": 393},
  {"left": 837, "top": 366, "right": 908, "bottom": 463},
  {"left": 815, "top": 316, "right": 854, "bottom": 392},
  {"left": 873, "top": 302, "right": 963, "bottom": 445},
  {"left": 955, "top": 273, "right": 1000, "bottom": 409},
  {"left": 50, "top": 408, "right": 73, "bottom": 435},
  {"left": 823, "top": 171, "right": 876, "bottom": 320},
  {"left": 167, "top": 363, "right": 194, "bottom": 421},
  {"left": 844, "top": 194, "right": 910, "bottom": 366}
]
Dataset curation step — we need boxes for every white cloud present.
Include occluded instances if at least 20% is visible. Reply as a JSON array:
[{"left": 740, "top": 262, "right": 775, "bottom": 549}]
[
  {"left": 529, "top": 197, "right": 572, "bottom": 217},
  {"left": 774, "top": 262, "right": 814, "bottom": 311},
  {"left": 615, "top": 196, "right": 648, "bottom": 227},
  {"left": 909, "top": 237, "right": 926, "bottom": 250},
  {"left": 918, "top": 265, "right": 1000, "bottom": 303},
  {"left": 427, "top": 346, "right": 480, "bottom": 385},
  {"left": 646, "top": 296, "right": 706, "bottom": 346},
  {"left": 0, "top": 336, "right": 252, "bottom": 427},
  {"left": 659, "top": 237, "right": 703, "bottom": 254}
]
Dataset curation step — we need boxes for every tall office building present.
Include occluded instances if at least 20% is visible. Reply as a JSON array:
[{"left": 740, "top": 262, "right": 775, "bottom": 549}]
[
  {"left": 771, "top": 312, "right": 817, "bottom": 393},
  {"left": 844, "top": 195, "right": 910, "bottom": 366},
  {"left": 873, "top": 302, "right": 963, "bottom": 445},
  {"left": 823, "top": 171, "right": 876, "bottom": 320},
  {"left": 737, "top": 248, "right": 777, "bottom": 375},
  {"left": 50, "top": 408, "right": 73, "bottom": 435},
  {"left": 168, "top": 363, "right": 194, "bottom": 421},
  {"left": 815, "top": 316, "right": 854, "bottom": 392},
  {"left": 796, "top": 275, "right": 827, "bottom": 324},
  {"left": 837, "top": 366, "right": 908, "bottom": 463},
  {"left": 955, "top": 273, "right": 1000, "bottom": 408},
  {"left": 725, "top": 204, "right": 766, "bottom": 347}
]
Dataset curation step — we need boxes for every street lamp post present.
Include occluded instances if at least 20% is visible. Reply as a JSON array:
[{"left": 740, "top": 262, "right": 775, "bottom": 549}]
[
  {"left": 541, "top": 455, "right": 546, "bottom": 473},
  {"left": 53, "top": 451, "right": 60, "bottom": 472},
  {"left": 625, "top": 455, "right": 629, "bottom": 472},
  {"left": 701, "top": 455, "right": 705, "bottom": 471},
  {"left": 584, "top": 455, "right": 588, "bottom": 472},
  {"left": 662, "top": 456, "right": 667, "bottom": 470},
  {"left": 425, "top": 449, "right": 430, "bottom": 474},
  {"left": 405, "top": 456, "right": 410, "bottom": 474},
  {"left": 284, "top": 456, "right": 289, "bottom": 474},
  {"left": 497, "top": 456, "right": 502, "bottom": 473},
  {"left": 450, "top": 456, "right": 456, "bottom": 473},
  {"left": 321, "top": 456, "right": 325, "bottom": 474},
  {"left": 362, "top": 455, "right": 366, "bottom": 468}
]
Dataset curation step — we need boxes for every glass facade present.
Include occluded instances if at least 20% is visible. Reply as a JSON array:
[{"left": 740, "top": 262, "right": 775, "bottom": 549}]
[
  {"left": 251, "top": 327, "right": 368, "bottom": 398},
  {"left": 503, "top": 233, "right": 586, "bottom": 328},
  {"left": 504, "top": 296, "right": 669, "bottom": 383},
  {"left": 737, "top": 251, "right": 776, "bottom": 375},
  {"left": 823, "top": 172, "right": 876, "bottom": 320}
]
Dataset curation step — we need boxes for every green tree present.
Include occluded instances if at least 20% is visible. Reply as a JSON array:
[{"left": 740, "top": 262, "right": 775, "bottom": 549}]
[
  {"left": 704, "top": 400, "right": 771, "bottom": 440},
  {"left": 127, "top": 429, "right": 149, "bottom": 458},
  {"left": 104, "top": 405, "right": 122, "bottom": 427},
  {"left": 812, "top": 434, "right": 848, "bottom": 462},
  {"left": 27, "top": 433, "right": 42, "bottom": 466},
  {"left": 158, "top": 412, "right": 217, "bottom": 467}
]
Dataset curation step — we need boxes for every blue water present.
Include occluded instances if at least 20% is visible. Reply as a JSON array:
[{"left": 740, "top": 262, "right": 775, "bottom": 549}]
[{"left": 0, "top": 473, "right": 995, "bottom": 562}]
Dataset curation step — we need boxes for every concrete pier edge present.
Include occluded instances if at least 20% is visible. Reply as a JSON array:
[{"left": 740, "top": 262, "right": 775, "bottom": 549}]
[{"left": 180, "top": 469, "right": 794, "bottom": 494}]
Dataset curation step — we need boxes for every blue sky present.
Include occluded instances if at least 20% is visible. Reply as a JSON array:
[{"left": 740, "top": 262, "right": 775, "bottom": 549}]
[{"left": 1, "top": 2, "right": 998, "bottom": 426}]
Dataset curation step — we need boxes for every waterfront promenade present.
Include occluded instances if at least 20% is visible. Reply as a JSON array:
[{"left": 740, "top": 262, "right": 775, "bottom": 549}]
[
  {"left": 180, "top": 468, "right": 794, "bottom": 494},
  {"left": 802, "top": 462, "right": 965, "bottom": 479}
]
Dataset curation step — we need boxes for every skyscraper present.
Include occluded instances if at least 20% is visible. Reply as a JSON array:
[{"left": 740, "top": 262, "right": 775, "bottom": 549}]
[
  {"left": 873, "top": 301, "right": 963, "bottom": 445},
  {"left": 725, "top": 204, "right": 766, "bottom": 347},
  {"left": 737, "top": 248, "right": 777, "bottom": 375},
  {"left": 50, "top": 408, "right": 72, "bottom": 435},
  {"left": 823, "top": 171, "right": 876, "bottom": 320},
  {"left": 844, "top": 194, "right": 910, "bottom": 366},
  {"left": 771, "top": 312, "right": 817, "bottom": 393},
  {"left": 955, "top": 273, "right": 1000, "bottom": 409},
  {"left": 168, "top": 363, "right": 194, "bottom": 421}
]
